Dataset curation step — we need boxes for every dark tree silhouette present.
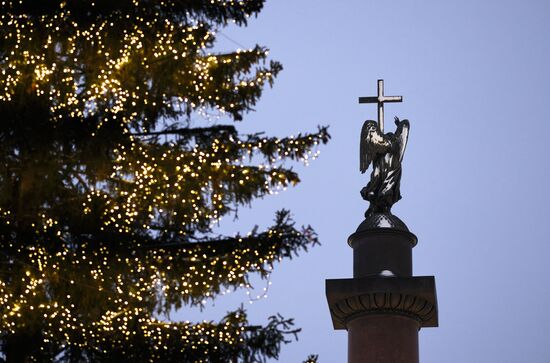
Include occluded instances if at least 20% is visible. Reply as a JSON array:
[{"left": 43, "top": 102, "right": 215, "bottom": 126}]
[{"left": 0, "top": 1, "right": 329, "bottom": 361}]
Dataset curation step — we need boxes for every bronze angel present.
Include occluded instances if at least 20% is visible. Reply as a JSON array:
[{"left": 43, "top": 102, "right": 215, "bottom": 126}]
[{"left": 360, "top": 117, "right": 410, "bottom": 216}]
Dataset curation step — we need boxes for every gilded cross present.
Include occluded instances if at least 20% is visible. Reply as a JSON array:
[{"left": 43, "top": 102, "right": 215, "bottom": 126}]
[{"left": 358, "top": 79, "right": 403, "bottom": 133}]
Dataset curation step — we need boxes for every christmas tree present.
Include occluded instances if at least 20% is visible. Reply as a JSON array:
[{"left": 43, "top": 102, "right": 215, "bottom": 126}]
[{"left": 0, "top": 1, "right": 329, "bottom": 361}]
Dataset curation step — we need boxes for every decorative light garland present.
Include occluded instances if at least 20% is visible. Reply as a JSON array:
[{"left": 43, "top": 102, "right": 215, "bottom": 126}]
[{"left": 0, "top": 1, "right": 329, "bottom": 360}]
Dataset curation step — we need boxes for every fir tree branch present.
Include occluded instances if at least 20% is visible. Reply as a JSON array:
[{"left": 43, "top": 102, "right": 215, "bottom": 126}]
[{"left": 130, "top": 125, "right": 237, "bottom": 138}]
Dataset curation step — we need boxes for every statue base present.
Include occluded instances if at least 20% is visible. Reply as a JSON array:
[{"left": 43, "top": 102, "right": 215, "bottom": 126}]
[{"left": 357, "top": 212, "right": 410, "bottom": 233}]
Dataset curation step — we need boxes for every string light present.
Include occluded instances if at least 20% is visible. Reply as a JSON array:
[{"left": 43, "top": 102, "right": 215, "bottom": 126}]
[{"left": 0, "top": 1, "right": 329, "bottom": 360}]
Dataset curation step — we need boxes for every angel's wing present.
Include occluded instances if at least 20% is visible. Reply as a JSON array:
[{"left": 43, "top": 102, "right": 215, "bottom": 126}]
[
  {"left": 360, "top": 120, "right": 376, "bottom": 173},
  {"left": 394, "top": 118, "right": 410, "bottom": 162}
]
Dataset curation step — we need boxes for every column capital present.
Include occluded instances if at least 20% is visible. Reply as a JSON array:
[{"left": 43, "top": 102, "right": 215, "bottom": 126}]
[{"left": 326, "top": 276, "right": 438, "bottom": 330}]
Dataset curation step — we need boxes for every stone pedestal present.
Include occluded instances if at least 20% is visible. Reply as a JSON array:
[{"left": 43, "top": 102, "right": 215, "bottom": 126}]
[{"left": 326, "top": 213, "right": 438, "bottom": 363}]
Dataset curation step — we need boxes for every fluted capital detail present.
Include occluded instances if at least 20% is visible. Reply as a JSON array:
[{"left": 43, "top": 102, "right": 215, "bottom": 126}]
[
  {"left": 326, "top": 276, "right": 438, "bottom": 330},
  {"left": 330, "top": 292, "right": 436, "bottom": 328}
]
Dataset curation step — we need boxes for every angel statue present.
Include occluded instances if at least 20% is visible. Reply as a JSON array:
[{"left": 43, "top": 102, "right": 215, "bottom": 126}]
[{"left": 360, "top": 116, "right": 410, "bottom": 217}]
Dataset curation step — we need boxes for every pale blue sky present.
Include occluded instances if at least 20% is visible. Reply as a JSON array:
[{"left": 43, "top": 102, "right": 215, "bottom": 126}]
[{"left": 180, "top": 1, "right": 550, "bottom": 361}]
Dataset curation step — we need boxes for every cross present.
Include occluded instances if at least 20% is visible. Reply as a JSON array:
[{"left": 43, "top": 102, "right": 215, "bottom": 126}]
[{"left": 358, "top": 79, "right": 403, "bottom": 133}]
